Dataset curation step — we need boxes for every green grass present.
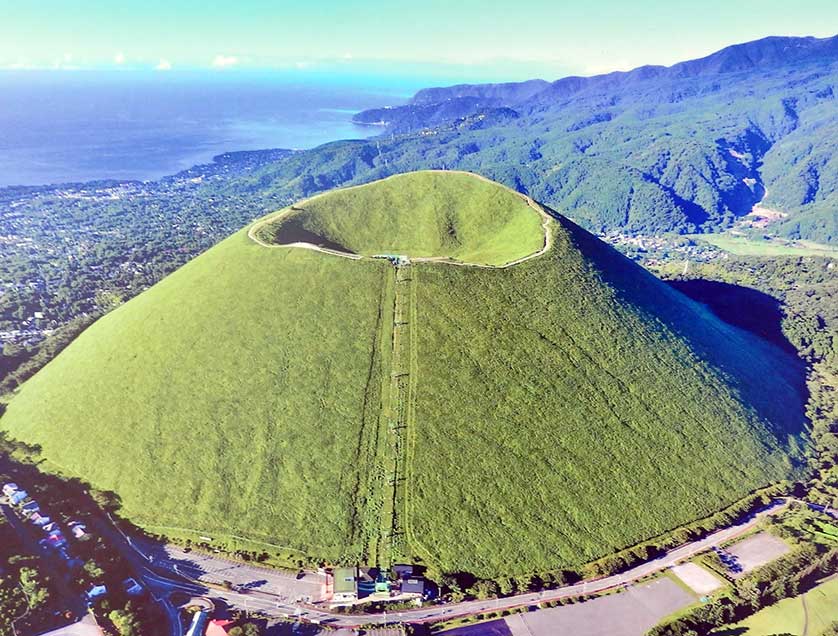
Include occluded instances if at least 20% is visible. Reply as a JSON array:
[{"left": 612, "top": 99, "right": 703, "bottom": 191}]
[
  {"left": 0, "top": 229, "right": 393, "bottom": 563},
  {"left": 255, "top": 171, "right": 545, "bottom": 266},
  {"left": 0, "top": 172, "right": 810, "bottom": 577},
  {"left": 716, "top": 575, "right": 838, "bottom": 635},
  {"left": 406, "top": 217, "right": 807, "bottom": 578},
  {"left": 691, "top": 233, "right": 838, "bottom": 257}
]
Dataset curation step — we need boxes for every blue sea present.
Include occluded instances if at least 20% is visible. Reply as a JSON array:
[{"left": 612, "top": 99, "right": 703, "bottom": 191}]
[{"left": 0, "top": 71, "right": 425, "bottom": 187}]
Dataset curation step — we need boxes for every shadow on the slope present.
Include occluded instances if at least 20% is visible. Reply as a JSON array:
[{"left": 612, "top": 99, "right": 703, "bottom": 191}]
[
  {"left": 667, "top": 279, "right": 796, "bottom": 356},
  {"left": 545, "top": 211, "right": 811, "bottom": 446},
  {"left": 267, "top": 214, "right": 355, "bottom": 254}
]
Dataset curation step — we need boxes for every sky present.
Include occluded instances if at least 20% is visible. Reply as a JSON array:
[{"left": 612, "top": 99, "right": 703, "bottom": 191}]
[{"left": 1, "top": 0, "right": 837, "bottom": 82}]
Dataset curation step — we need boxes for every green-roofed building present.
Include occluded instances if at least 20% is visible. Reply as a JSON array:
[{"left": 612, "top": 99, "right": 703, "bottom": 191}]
[{"left": 333, "top": 567, "right": 357, "bottom": 602}]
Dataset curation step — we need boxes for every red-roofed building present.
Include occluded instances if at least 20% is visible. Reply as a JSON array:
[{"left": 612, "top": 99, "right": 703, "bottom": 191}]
[{"left": 205, "top": 619, "right": 235, "bottom": 636}]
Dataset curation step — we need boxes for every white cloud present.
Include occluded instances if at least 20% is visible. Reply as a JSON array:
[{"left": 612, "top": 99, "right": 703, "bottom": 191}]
[
  {"left": 155, "top": 59, "right": 172, "bottom": 71},
  {"left": 114, "top": 52, "right": 126, "bottom": 65},
  {"left": 211, "top": 54, "right": 239, "bottom": 69}
]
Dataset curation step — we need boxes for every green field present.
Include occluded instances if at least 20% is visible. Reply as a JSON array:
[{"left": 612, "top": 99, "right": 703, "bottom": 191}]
[
  {"left": 0, "top": 172, "right": 810, "bottom": 576},
  {"left": 692, "top": 233, "right": 838, "bottom": 257},
  {"left": 717, "top": 575, "right": 838, "bottom": 635}
]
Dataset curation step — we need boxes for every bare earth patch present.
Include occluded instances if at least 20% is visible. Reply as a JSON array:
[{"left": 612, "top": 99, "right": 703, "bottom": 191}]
[
  {"left": 671, "top": 562, "right": 724, "bottom": 595},
  {"left": 727, "top": 532, "right": 790, "bottom": 578}
]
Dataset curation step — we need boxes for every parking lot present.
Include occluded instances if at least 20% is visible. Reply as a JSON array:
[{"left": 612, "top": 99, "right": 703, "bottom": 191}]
[
  {"left": 137, "top": 539, "right": 327, "bottom": 603},
  {"left": 441, "top": 577, "right": 694, "bottom": 636},
  {"left": 724, "top": 532, "right": 790, "bottom": 578}
]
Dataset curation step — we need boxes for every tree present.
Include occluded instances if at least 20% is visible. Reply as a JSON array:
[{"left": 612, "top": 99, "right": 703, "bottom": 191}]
[
  {"left": 229, "top": 623, "right": 261, "bottom": 636},
  {"left": 83, "top": 560, "right": 105, "bottom": 581},
  {"left": 496, "top": 576, "right": 516, "bottom": 596},
  {"left": 18, "top": 567, "right": 49, "bottom": 610},
  {"left": 471, "top": 579, "right": 500, "bottom": 600},
  {"left": 109, "top": 605, "right": 141, "bottom": 636}
]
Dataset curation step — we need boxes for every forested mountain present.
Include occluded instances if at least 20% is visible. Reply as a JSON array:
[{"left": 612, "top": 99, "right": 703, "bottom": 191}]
[{"left": 253, "top": 35, "right": 838, "bottom": 242}]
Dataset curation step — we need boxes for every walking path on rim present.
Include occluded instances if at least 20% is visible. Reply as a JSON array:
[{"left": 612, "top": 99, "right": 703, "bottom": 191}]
[{"left": 247, "top": 170, "right": 554, "bottom": 270}]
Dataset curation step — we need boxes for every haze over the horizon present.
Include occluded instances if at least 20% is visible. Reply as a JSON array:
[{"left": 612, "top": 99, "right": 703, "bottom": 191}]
[{"left": 2, "top": 0, "right": 837, "bottom": 82}]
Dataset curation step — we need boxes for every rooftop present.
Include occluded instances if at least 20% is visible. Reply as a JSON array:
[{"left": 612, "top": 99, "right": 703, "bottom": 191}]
[{"left": 333, "top": 567, "right": 357, "bottom": 595}]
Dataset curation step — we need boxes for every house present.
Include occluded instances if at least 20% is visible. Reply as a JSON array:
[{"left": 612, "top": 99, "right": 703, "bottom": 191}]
[
  {"left": 20, "top": 500, "right": 40, "bottom": 515},
  {"left": 185, "top": 610, "right": 211, "bottom": 636},
  {"left": 122, "top": 578, "right": 143, "bottom": 597},
  {"left": 2, "top": 483, "right": 18, "bottom": 497},
  {"left": 357, "top": 567, "right": 377, "bottom": 598},
  {"left": 401, "top": 577, "right": 426, "bottom": 597},
  {"left": 333, "top": 567, "right": 358, "bottom": 602},
  {"left": 70, "top": 524, "right": 89, "bottom": 540},
  {"left": 393, "top": 564, "right": 414, "bottom": 579},
  {"left": 375, "top": 572, "right": 391, "bottom": 594},
  {"left": 9, "top": 490, "right": 28, "bottom": 505},
  {"left": 206, "top": 619, "right": 236, "bottom": 636},
  {"left": 30, "top": 513, "right": 51, "bottom": 526}
]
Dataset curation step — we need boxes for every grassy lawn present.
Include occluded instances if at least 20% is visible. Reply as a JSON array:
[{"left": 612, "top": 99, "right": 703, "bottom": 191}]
[
  {"left": 691, "top": 233, "right": 838, "bottom": 257},
  {"left": 716, "top": 575, "right": 838, "bottom": 635},
  {"left": 255, "top": 170, "right": 546, "bottom": 266}
]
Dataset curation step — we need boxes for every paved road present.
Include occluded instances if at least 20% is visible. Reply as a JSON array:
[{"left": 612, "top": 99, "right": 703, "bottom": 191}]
[{"left": 107, "top": 499, "right": 790, "bottom": 629}]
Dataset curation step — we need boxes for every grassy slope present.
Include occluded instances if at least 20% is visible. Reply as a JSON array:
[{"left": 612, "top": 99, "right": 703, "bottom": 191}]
[
  {"left": 407, "top": 216, "right": 807, "bottom": 578},
  {"left": 0, "top": 173, "right": 811, "bottom": 576},
  {"left": 0, "top": 230, "right": 390, "bottom": 561},
  {"left": 259, "top": 171, "right": 544, "bottom": 266},
  {"left": 720, "top": 575, "right": 838, "bottom": 635}
]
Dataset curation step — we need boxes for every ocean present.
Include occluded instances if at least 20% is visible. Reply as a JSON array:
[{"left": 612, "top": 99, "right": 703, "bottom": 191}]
[{"left": 0, "top": 71, "right": 424, "bottom": 187}]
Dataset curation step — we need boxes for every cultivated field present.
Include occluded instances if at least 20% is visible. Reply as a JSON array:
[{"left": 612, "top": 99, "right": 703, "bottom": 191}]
[{"left": 693, "top": 233, "right": 838, "bottom": 257}]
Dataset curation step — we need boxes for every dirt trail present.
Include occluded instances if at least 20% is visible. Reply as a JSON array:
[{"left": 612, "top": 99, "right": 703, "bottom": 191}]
[{"left": 247, "top": 170, "right": 554, "bottom": 269}]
